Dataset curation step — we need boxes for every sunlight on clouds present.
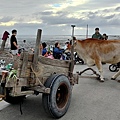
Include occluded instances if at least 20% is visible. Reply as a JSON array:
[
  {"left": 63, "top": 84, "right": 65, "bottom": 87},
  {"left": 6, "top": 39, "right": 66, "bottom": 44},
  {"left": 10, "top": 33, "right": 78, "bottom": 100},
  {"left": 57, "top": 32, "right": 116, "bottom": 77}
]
[
  {"left": 0, "top": 21, "right": 17, "bottom": 26},
  {"left": 75, "top": 4, "right": 120, "bottom": 20},
  {"left": 27, "top": 21, "right": 42, "bottom": 24},
  {"left": 76, "top": 27, "right": 85, "bottom": 30},
  {"left": 67, "top": 13, "right": 85, "bottom": 19},
  {"left": 69, "top": 0, "right": 88, "bottom": 7},
  {"left": 0, "top": 20, "right": 43, "bottom": 26},
  {"left": 57, "top": 24, "right": 67, "bottom": 26},
  {"left": 50, "top": 0, "right": 88, "bottom": 12},
  {"left": 47, "top": 0, "right": 89, "bottom": 20}
]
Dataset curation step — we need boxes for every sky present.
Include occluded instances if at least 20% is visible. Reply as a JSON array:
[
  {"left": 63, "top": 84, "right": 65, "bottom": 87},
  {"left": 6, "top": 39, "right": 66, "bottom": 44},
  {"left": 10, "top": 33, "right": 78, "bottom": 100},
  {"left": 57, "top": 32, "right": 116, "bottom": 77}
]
[{"left": 0, "top": 0, "right": 120, "bottom": 35}]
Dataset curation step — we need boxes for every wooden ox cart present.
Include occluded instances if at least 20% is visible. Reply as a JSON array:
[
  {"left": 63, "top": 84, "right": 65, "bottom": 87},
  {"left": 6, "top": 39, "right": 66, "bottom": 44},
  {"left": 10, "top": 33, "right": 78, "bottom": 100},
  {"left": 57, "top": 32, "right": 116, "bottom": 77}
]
[{"left": 0, "top": 28, "right": 78, "bottom": 118}]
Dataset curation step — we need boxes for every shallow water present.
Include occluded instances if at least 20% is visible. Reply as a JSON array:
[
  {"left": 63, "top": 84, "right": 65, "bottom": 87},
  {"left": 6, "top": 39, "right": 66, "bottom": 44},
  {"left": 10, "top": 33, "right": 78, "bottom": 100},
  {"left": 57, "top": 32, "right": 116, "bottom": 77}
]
[{"left": 0, "top": 35, "right": 120, "bottom": 49}]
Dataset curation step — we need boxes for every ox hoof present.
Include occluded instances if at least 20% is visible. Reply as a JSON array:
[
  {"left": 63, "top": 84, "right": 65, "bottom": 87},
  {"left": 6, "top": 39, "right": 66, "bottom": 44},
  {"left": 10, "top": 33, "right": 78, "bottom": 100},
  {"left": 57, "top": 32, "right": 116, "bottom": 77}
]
[
  {"left": 111, "top": 78, "right": 116, "bottom": 80},
  {"left": 117, "top": 80, "right": 120, "bottom": 83},
  {"left": 100, "top": 79, "right": 104, "bottom": 82}
]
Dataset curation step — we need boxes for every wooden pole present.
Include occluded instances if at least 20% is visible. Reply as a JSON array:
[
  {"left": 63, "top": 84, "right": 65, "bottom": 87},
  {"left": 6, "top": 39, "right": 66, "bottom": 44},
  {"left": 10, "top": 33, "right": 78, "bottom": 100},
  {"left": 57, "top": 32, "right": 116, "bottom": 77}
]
[
  {"left": 86, "top": 24, "right": 88, "bottom": 38},
  {"left": 33, "top": 29, "right": 42, "bottom": 69},
  {"left": 69, "top": 25, "right": 75, "bottom": 83},
  {"left": 71, "top": 25, "right": 75, "bottom": 61},
  {"left": 20, "top": 51, "right": 28, "bottom": 77}
]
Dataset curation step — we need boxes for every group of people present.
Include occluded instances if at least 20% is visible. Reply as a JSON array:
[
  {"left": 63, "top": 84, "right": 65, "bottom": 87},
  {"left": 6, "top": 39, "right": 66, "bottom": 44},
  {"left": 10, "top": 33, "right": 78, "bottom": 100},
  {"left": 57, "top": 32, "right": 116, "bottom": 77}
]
[
  {"left": 1, "top": 27, "right": 108, "bottom": 58},
  {"left": 92, "top": 27, "right": 108, "bottom": 40},
  {"left": 1, "top": 29, "right": 70, "bottom": 59},
  {"left": 1, "top": 29, "right": 18, "bottom": 55},
  {"left": 1, "top": 29, "right": 34, "bottom": 55},
  {"left": 41, "top": 41, "right": 70, "bottom": 60}
]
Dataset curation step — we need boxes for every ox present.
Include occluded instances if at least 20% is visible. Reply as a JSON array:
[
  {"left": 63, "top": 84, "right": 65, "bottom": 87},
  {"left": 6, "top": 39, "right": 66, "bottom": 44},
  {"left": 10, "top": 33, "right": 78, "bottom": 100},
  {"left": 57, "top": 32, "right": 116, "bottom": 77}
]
[{"left": 74, "top": 38, "right": 120, "bottom": 82}]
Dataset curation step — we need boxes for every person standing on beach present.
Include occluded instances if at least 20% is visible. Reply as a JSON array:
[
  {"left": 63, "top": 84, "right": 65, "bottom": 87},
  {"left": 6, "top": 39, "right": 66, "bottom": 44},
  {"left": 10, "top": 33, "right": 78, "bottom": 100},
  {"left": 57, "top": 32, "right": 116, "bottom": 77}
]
[
  {"left": 10, "top": 29, "right": 18, "bottom": 55},
  {"left": 1, "top": 31, "right": 10, "bottom": 51},
  {"left": 92, "top": 28, "right": 103, "bottom": 39},
  {"left": 102, "top": 33, "right": 108, "bottom": 40}
]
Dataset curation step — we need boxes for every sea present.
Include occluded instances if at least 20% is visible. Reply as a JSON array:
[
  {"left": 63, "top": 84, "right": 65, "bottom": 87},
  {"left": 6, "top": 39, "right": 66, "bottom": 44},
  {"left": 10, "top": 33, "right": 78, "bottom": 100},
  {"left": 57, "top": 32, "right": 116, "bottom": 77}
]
[{"left": 0, "top": 35, "right": 120, "bottom": 49}]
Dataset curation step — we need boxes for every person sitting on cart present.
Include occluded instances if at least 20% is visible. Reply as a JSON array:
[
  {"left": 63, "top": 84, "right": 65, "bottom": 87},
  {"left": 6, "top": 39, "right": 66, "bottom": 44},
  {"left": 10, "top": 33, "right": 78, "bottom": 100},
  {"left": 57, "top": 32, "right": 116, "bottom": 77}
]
[
  {"left": 42, "top": 42, "right": 47, "bottom": 56},
  {"left": 53, "top": 42, "right": 64, "bottom": 59},
  {"left": 64, "top": 41, "right": 71, "bottom": 53}
]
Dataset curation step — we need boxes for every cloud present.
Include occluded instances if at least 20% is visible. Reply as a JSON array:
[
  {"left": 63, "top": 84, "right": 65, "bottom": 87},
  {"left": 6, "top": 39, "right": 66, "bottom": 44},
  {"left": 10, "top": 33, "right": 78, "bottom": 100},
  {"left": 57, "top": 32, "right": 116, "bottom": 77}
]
[
  {"left": 0, "top": 16, "right": 13, "bottom": 22},
  {"left": 115, "top": 6, "right": 120, "bottom": 11},
  {"left": 39, "top": 11, "right": 53, "bottom": 16},
  {"left": 0, "top": 0, "right": 120, "bottom": 35},
  {"left": 104, "top": 14, "right": 115, "bottom": 19}
]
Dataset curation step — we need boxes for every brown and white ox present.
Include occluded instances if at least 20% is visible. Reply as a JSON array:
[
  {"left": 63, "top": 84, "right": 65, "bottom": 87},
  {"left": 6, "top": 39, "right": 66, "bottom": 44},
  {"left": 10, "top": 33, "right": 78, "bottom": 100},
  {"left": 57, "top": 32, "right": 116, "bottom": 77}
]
[{"left": 74, "top": 38, "right": 120, "bottom": 82}]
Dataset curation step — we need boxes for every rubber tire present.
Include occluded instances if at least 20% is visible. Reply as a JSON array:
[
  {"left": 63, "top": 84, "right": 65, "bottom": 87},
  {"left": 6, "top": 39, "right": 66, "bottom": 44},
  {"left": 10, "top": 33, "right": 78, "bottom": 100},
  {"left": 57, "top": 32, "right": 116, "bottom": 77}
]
[
  {"left": 4, "top": 88, "right": 25, "bottom": 104},
  {"left": 0, "top": 85, "right": 25, "bottom": 104},
  {"left": 109, "top": 64, "right": 118, "bottom": 72},
  {"left": 42, "top": 74, "right": 72, "bottom": 119}
]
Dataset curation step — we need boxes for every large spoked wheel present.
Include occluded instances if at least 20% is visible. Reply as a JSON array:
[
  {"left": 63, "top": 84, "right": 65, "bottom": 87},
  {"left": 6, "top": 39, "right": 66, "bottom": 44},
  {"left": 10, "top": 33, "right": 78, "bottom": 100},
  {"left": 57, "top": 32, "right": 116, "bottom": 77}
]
[
  {"left": 42, "top": 74, "right": 72, "bottom": 118},
  {"left": 109, "top": 64, "right": 118, "bottom": 72},
  {"left": 0, "top": 84, "right": 25, "bottom": 104}
]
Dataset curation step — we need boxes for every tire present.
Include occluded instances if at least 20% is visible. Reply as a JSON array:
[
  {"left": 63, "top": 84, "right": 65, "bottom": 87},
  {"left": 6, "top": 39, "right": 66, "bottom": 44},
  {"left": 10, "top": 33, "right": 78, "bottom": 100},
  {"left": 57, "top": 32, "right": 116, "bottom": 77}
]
[
  {"left": 109, "top": 64, "right": 118, "bottom": 72},
  {"left": 4, "top": 88, "right": 25, "bottom": 104},
  {"left": 42, "top": 74, "right": 72, "bottom": 118},
  {"left": 0, "top": 84, "right": 25, "bottom": 104}
]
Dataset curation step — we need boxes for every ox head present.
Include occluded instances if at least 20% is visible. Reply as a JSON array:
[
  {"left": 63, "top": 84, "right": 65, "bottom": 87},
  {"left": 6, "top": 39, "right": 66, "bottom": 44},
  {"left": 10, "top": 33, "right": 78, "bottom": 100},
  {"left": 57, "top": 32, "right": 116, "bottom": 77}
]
[{"left": 73, "top": 40, "right": 82, "bottom": 51}]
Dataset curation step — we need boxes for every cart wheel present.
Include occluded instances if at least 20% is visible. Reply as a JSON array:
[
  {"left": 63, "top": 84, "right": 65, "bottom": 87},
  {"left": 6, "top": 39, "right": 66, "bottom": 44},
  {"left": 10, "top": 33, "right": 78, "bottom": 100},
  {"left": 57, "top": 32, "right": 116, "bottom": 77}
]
[
  {"left": 109, "top": 64, "right": 118, "bottom": 72},
  {"left": 0, "top": 84, "right": 25, "bottom": 104},
  {"left": 4, "top": 88, "right": 25, "bottom": 104},
  {"left": 42, "top": 74, "right": 72, "bottom": 118}
]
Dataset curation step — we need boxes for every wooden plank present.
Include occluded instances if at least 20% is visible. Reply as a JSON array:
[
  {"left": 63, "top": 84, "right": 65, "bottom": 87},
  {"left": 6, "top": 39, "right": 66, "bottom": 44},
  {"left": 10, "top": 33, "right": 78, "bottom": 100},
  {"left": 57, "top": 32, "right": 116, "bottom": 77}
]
[
  {"left": 38, "top": 55, "right": 70, "bottom": 68},
  {"left": 38, "top": 61, "right": 69, "bottom": 76},
  {"left": 33, "top": 29, "right": 42, "bottom": 70},
  {"left": 69, "top": 25, "right": 75, "bottom": 80},
  {"left": 42, "top": 64, "right": 69, "bottom": 76},
  {"left": 69, "top": 45, "right": 74, "bottom": 81},
  {"left": 20, "top": 52, "right": 29, "bottom": 77},
  {"left": 20, "top": 53, "right": 34, "bottom": 62},
  {"left": 31, "top": 86, "right": 50, "bottom": 94},
  {"left": 10, "top": 91, "right": 34, "bottom": 97},
  {"left": 30, "top": 61, "right": 69, "bottom": 85},
  {"left": 5, "top": 78, "right": 28, "bottom": 87}
]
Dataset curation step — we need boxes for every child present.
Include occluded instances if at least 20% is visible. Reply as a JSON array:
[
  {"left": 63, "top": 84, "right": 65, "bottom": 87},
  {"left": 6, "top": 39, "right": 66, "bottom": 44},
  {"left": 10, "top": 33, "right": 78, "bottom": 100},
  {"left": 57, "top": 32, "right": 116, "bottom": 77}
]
[{"left": 42, "top": 42, "right": 47, "bottom": 56}]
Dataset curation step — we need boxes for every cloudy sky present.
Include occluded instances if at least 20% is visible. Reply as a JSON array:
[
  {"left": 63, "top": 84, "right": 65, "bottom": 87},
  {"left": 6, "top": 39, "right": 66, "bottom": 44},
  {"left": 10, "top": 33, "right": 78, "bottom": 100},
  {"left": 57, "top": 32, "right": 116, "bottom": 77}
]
[{"left": 0, "top": 0, "right": 120, "bottom": 35}]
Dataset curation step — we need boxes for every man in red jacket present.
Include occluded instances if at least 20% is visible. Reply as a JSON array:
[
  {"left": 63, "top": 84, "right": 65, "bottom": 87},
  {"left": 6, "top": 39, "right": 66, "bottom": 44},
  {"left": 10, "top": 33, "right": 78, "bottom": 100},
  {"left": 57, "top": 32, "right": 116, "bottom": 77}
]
[{"left": 1, "top": 31, "right": 10, "bottom": 51}]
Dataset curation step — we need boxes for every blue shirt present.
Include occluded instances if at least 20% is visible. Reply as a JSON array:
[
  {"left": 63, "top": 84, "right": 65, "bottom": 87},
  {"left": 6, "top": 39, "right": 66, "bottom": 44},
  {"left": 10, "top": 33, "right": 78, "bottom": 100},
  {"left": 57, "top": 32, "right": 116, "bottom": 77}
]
[
  {"left": 42, "top": 48, "right": 47, "bottom": 56},
  {"left": 54, "top": 47, "right": 63, "bottom": 54},
  {"left": 53, "top": 47, "right": 63, "bottom": 59}
]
